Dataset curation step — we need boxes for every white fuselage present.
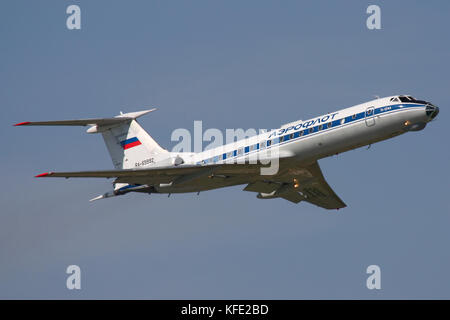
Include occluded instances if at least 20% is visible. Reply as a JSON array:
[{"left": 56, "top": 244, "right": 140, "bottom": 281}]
[
  {"left": 179, "top": 96, "right": 434, "bottom": 167},
  {"left": 147, "top": 95, "right": 439, "bottom": 194}
]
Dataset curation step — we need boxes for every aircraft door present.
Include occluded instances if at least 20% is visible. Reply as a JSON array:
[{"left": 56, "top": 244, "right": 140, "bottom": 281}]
[{"left": 365, "top": 107, "right": 375, "bottom": 127}]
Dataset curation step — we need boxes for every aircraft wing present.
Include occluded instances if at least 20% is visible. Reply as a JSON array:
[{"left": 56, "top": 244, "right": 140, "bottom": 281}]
[
  {"left": 244, "top": 161, "right": 346, "bottom": 210},
  {"left": 36, "top": 160, "right": 346, "bottom": 209},
  {"left": 34, "top": 163, "right": 265, "bottom": 186},
  {"left": 35, "top": 165, "right": 206, "bottom": 178},
  {"left": 294, "top": 162, "right": 346, "bottom": 209},
  {"left": 279, "top": 191, "right": 305, "bottom": 204}
]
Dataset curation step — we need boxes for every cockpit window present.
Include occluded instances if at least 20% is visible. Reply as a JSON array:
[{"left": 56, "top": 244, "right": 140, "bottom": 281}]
[
  {"left": 399, "top": 96, "right": 413, "bottom": 103},
  {"left": 398, "top": 95, "right": 428, "bottom": 104},
  {"left": 390, "top": 97, "right": 400, "bottom": 102}
]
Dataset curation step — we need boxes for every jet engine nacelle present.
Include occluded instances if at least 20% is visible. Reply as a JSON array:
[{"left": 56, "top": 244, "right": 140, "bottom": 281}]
[{"left": 172, "top": 155, "right": 184, "bottom": 166}]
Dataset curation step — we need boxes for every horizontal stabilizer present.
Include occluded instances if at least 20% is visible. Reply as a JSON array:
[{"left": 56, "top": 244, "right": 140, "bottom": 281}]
[{"left": 13, "top": 109, "right": 157, "bottom": 127}]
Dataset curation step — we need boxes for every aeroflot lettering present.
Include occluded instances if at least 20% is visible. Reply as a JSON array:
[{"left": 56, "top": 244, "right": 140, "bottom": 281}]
[{"left": 268, "top": 112, "right": 339, "bottom": 138}]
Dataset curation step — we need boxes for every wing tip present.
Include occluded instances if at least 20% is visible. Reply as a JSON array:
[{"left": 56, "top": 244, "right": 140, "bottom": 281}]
[
  {"left": 35, "top": 172, "right": 53, "bottom": 178},
  {"left": 13, "top": 121, "right": 31, "bottom": 126}
]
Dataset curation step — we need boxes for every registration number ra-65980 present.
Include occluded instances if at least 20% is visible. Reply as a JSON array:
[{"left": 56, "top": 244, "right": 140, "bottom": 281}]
[{"left": 135, "top": 158, "right": 154, "bottom": 167}]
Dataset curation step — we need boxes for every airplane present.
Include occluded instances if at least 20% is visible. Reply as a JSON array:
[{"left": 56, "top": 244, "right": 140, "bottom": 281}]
[{"left": 14, "top": 95, "right": 439, "bottom": 210}]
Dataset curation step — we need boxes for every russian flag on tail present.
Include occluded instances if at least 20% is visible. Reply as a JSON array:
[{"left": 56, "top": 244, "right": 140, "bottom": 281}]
[{"left": 120, "top": 137, "right": 142, "bottom": 150}]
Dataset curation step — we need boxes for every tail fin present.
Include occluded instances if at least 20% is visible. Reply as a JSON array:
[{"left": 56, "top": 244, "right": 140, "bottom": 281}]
[
  {"left": 99, "top": 115, "right": 169, "bottom": 169},
  {"left": 14, "top": 108, "right": 169, "bottom": 169}
]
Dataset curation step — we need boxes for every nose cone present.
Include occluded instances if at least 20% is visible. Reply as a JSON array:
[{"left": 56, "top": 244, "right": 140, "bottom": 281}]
[{"left": 425, "top": 104, "right": 439, "bottom": 120}]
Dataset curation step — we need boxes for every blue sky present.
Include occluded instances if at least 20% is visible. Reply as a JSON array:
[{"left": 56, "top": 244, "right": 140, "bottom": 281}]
[{"left": 1, "top": 1, "right": 449, "bottom": 298}]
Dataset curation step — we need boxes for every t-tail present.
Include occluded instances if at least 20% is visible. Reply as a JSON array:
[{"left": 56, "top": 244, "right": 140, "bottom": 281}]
[{"left": 14, "top": 108, "right": 170, "bottom": 200}]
